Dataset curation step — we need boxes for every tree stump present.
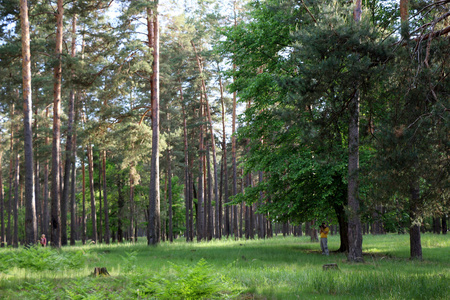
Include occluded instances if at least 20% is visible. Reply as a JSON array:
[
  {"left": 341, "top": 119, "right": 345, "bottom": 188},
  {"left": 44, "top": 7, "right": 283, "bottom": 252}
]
[
  {"left": 93, "top": 267, "right": 110, "bottom": 276},
  {"left": 322, "top": 263, "right": 339, "bottom": 271}
]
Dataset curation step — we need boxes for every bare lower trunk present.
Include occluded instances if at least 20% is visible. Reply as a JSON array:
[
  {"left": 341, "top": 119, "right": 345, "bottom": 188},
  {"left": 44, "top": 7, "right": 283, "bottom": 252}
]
[
  {"left": 147, "top": 3, "right": 160, "bottom": 245},
  {"left": 21, "top": 0, "right": 37, "bottom": 246},
  {"left": 42, "top": 108, "right": 50, "bottom": 237},
  {"left": 347, "top": 89, "right": 363, "bottom": 262},
  {"left": 81, "top": 155, "right": 86, "bottom": 245},
  {"left": 409, "top": 182, "right": 422, "bottom": 259},
  {"left": 51, "top": 0, "right": 64, "bottom": 248},
  {"left": 168, "top": 146, "right": 173, "bottom": 243},
  {"left": 87, "top": 144, "right": 97, "bottom": 243},
  {"left": 103, "top": 151, "right": 110, "bottom": 244},
  {"left": 0, "top": 150, "right": 4, "bottom": 247},
  {"left": 13, "top": 154, "right": 20, "bottom": 248}
]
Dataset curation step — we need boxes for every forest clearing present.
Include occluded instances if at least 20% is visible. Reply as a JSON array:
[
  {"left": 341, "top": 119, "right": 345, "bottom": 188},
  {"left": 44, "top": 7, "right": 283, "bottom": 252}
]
[
  {"left": 0, "top": 234, "right": 449, "bottom": 299},
  {"left": 0, "top": 1, "right": 449, "bottom": 299}
]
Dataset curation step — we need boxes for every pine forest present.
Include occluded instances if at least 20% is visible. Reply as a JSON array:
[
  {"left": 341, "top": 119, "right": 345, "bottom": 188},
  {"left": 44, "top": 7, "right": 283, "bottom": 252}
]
[{"left": 0, "top": 1, "right": 449, "bottom": 296}]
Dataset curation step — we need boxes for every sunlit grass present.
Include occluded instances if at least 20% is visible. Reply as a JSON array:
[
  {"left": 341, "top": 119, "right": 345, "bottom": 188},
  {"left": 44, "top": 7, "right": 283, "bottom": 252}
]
[{"left": 0, "top": 233, "right": 449, "bottom": 299}]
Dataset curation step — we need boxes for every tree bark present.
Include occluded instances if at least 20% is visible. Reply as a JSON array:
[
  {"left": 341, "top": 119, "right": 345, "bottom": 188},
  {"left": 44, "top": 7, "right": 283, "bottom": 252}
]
[
  {"left": 219, "top": 72, "right": 227, "bottom": 239},
  {"left": 409, "top": 182, "right": 422, "bottom": 259},
  {"left": 147, "top": 2, "right": 161, "bottom": 245},
  {"left": 13, "top": 153, "right": 20, "bottom": 248},
  {"left": 20, "top": 0, "right": 37, "bottom": 246},
  {"left": 82, "top": 152, "right": 86, "bottom": 245},
  {"left": 41, "top": 107, "right": 49, "bottom": 238},
  {"left": 7, "top": 104, "right": 15, "bottom": 246},
  {"left": 87, "top": 143, "right": 97, "bottom": 243},
  {"left": 70, "top": 92, "right": 78, "bottom": 245},
  {"left": 51, "top": 0, "right": 64, "bottom": 248},
  {"left": 197, "top": 95, "right": 205, "bottom": 242},
  {"left": 181, "top": 85, "right": 191, "bottom": 242},
  {"left": 168, "top": 141, "right": 173, "bottom": 243},
  {"left": 117, "top": 173, "right": 124, "bottom": 243},
  {"left": 102, "top": 151, "right": 110, "bottom": 244},
  {"left": 98, "top": 157, "right": 103, "bottom": 243},
  {"left": 347, "top": 0, "right": 363, "bottom": 262},
  {"left": 0, "top": 149, "right": 4, "bottom": 247}
]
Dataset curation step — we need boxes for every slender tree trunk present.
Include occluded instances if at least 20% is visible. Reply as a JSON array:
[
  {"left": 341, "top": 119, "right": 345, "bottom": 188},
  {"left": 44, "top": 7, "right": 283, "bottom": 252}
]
[
  {"left": 34, "top": 104, "right": 40, "bottom": 239},
  {"left": 206, "top": 145, "right": 213, "bottom": 240},
  {"left": 42, "top": 107, "right": 49, "bottom": 238},
  {"left": 7, "top": 104, "right": 15, "bottom": 246},
  {"left": 147, "top": 2, "right": 161, "bottom": 245},
  {"left": 189, "top": 160, "right": 195, "bottom": 242},
  {"left": 103, "top": 151, "right": 110, "bottom": 244},
  {"left": 168, "top": 143, "right": 173, "bottom": 243},
  {"left": 409, "top": 182, "right": 422, "bottom": 259},
  {"left": 219, "top": 72, "right": 227, "bottom": 239},
  {"left": 347, "top": 0, "right": 363, "bottom": 262},
  {"left": 197, "top": 96, "right": 205, "bottom": 242},
  {"left": 20, "top": 0, "right": 37, "bottom": 246},
  {"left": 129, "top": 166, "right": 135, "bottom": 242},
  {"left": 70, "top": 94, "right": 78, "bottom": 245},
  {"left": 0, "top": 149, "right": 4, "bottom": 247},
  {"left": 13, "top": 153, "right": 20, "bottom": 248},
  {"left": 442, "top": 215, "right": 447, "bottom": 234},
  {"left": 70, "top": 128, "right": 77, "bottom": 245},
  {"left": 87, "top": 143, "right": 97, "bottom": 243},
  {"left": 82, "top": 152, "right": 86, "bottom": 245},
  {"left": 51, "top": 0, "right": 64, "bottom": 248},
  {"left": 98, "top": 158, "right": 102, "bottom": 243},
  {"left": 181, "top": 86, "right": 191, "bottom": 242},
  {"left": 117, "top": 173, "right": 124, "bottom": 243}
]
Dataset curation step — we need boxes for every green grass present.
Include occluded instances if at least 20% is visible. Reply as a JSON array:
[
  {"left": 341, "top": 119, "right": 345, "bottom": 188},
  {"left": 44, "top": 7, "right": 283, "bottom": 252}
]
[{"left": 0, "top": 233, "right": 449, "bottom": 299}]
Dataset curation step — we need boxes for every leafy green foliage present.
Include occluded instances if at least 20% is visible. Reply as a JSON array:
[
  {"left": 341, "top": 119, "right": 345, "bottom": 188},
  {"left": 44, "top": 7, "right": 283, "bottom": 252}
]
[
  {"left": 136, "top": 259, "right": 241, "bottom": 299},
  {"left": 4, "top": 246, "right": 87, "bottom": 272}
]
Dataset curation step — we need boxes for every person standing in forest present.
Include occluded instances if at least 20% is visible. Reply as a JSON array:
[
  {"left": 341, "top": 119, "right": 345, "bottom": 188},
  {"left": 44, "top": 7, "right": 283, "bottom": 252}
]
[
  {"left": 40, "top": 234, "right": 47, "bottom": 247},
  {"left": 320, "top": 223, "right": 329, "bottom": 255}
]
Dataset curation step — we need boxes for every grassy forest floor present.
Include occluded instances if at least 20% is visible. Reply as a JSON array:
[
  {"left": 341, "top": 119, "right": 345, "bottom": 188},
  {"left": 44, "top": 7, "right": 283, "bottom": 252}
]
[{"left": 0, "top": 233, "right": 449, "bottom": 299}]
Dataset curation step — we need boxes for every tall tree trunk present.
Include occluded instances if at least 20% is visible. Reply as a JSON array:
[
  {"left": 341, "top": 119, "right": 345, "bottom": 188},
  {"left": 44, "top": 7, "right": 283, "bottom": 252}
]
[
  {"left": 70, "top": 129, "right": 77, "bottom": 245},
  {"left": 117, "top": 173, "right": 124, "bottom": 243},
  {"left": 20, "top": 0, "right": 37, "bottom": 246},
  {"left": 129, "top": 166, "right": 135, "bottom": 242},
  {"left": 206, "top": 144, "right": 213, "bottom": 240},
  {"left": 81, "top": 152, "right": 86, "bottom": 245},
  {"left": 34, "top": 103, "right": 40, "bottom": 239},
  {"left": 197, "top": 96, "right": 205, "bottom": 242},
  {"left": 347, "top": 0, "right": 363, "bottom": 262},
  {"left": 147, "top": 2, "right": 160, "bottom": 245},
  {"left": 98, "top": 158, "right": 103, "bottom": 243},
  {"left": 87, "top": 143, "right": 97, "bottom": 243},
  {"left": 61, "top": 16, "right": 77, "bottom": 247},
  {"left": 13, "top": 153, "right": 20, "bottom": 248},
  {"left": 181, "top": 86, "right": 191, "bottom": 242},
  {"left": 219, "top": 71, "right": 227, "bottom": 239},
  {"left": 409, "top": 182, "right": 422, "bottom": 259},
  {"left": 42, "top": 107, "right": 50, "bottom": 238},
  {"left": 51, "top": 0, "right": 64, "bottom": 248},
  {"left": 70, "top": 93, "right": 78, "bottom": 245},
  {"left": 7, "top": 104, "right": 15, "bottom": 246},
  {"left": 102, "top": 151, "right": 110, "bottom": 244},
  {"left": 0, "top": 148, "right": 4, "bottom": 247},
  {"left": 168, "top": 143, "right": 173, "bottom": 243}
]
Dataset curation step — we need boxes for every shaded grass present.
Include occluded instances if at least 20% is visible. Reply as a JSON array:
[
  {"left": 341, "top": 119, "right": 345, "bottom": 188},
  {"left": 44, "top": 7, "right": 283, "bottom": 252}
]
[{"left": 0, "top": 233, "right": 449, "bottom": 299}]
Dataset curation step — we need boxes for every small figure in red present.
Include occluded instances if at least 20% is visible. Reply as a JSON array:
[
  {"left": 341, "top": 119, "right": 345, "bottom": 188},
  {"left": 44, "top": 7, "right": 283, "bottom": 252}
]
[{"left": 40, "top": 234, "right": 47, "bottom": 247}]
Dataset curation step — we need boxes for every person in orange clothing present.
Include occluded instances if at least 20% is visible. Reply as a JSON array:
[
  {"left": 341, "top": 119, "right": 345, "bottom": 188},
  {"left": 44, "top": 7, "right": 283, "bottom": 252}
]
[{"left": 319, "top": 222, "right": 329, "bottom": 255}]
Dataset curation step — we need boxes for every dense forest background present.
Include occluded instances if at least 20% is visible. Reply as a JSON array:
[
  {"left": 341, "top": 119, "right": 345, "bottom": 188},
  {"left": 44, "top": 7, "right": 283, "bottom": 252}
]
[{"left": 0, "top": 0, "right": 448, "bottom": 261}]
